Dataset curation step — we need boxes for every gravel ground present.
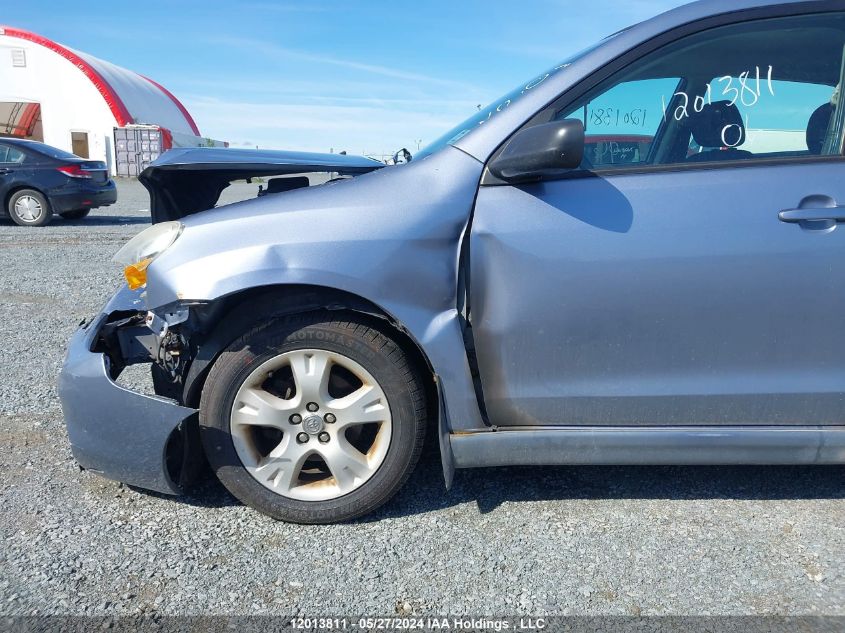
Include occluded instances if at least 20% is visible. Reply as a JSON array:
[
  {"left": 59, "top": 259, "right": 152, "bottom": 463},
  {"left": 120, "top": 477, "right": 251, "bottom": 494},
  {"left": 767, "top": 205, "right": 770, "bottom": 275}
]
[{"left": 0, "top": 179, "right": 844, "bottom": 617}]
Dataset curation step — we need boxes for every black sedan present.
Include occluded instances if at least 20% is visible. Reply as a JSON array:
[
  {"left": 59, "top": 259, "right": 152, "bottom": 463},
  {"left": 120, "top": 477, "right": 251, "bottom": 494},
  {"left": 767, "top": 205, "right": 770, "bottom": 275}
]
[{"left": 0, "top": 138, "right": 117, "bottom": 227}]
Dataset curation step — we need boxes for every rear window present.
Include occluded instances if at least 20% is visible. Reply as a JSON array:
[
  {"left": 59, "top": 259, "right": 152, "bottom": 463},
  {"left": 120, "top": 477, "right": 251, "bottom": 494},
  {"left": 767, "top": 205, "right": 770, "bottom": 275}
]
[{"left": 16, "top": 140, "right": 80, "bottom": 160}]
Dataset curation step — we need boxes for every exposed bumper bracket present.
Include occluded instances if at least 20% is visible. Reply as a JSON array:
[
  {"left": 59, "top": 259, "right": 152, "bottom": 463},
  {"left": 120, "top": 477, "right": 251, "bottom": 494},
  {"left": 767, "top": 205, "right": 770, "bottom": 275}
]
[{"left": 58, "top": 287, "right": 200, "bottom": 495}]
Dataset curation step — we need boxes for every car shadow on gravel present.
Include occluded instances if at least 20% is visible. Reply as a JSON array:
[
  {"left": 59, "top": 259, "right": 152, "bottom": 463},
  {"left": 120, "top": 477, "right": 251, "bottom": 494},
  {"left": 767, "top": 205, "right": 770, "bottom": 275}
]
[
  {"left": 59, "top": 216, "right": 151, "bottom": 226},
  {"left": 127, "top": 480, "right": 240, "bottom": 509},
  {"left": 131, "top": 433, "right": 845, "bottom": 521},
  {"left": 0, "top": 216, "right": 151, "bottom": 227},
  {"left": 366, "top": 435, "right": 845, "bottom": 521}
]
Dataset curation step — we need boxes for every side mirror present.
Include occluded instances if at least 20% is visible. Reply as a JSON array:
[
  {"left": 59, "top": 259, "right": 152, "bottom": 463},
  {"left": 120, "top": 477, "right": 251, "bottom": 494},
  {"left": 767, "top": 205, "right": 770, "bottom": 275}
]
[{"left": 488, "top": 119, "right": 585, "bottom": 183}]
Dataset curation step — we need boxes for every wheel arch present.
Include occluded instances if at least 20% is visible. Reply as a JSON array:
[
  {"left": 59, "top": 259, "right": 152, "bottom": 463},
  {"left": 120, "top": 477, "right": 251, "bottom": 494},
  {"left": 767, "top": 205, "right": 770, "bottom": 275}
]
[
  {"left": 182, "top": 283, "right": 440, "bottom": 435},
  {"left": 182, "top": 283, "right": 455, "bottom": 485}
]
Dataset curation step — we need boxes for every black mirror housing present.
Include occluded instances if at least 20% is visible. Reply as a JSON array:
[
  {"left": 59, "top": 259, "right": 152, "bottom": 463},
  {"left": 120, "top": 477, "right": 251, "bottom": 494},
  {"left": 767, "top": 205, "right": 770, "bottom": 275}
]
[{"left": 488, "top": 119, "right": 585, "bottom": 183}]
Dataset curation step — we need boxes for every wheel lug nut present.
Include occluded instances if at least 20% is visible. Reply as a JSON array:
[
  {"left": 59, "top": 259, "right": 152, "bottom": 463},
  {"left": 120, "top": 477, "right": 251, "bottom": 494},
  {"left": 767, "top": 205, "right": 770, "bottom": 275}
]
[
  {"left": 324, "top": 413, "right": 336, "bottom": 424},
  {"left": 289, "top": 414, "right": 302, "bottom": 424},
  {"left": 296, "top": 432, "right": 309, "bottom": 444},
  {"left": 318, "top": 432, "right": 330, "bottom": 443},
  {"left": 306, "top": 402, "right": 319, "bottom": 412}
]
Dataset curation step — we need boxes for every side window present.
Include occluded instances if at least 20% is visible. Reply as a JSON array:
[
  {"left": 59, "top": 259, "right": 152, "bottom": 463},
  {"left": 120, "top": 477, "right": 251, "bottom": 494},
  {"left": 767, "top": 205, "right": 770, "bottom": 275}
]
[
  {"left": 0, "top": 144, "right": 26, "bottom": 164},
  {"left": 554, "top": 12, "right": 845, "bottom": 171},
  {"left": 566, "top": 78, "right": 680, "bottom": 167},
  {"left": 692, "top": 78, "right": 836, "bottom": 157}
]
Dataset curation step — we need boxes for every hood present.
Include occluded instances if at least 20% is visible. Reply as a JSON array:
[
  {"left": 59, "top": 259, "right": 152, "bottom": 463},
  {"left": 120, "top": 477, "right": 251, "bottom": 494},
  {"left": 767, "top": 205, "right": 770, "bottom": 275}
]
[{"left": 138, "top": 147, "right": 385, "bottom": 223}]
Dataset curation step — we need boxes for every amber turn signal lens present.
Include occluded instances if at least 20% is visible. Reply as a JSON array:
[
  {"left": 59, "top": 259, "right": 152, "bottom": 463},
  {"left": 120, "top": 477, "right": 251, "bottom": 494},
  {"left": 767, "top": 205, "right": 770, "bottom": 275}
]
[{"left": 124, "top": 258, "right": 152, "bottom": 290}]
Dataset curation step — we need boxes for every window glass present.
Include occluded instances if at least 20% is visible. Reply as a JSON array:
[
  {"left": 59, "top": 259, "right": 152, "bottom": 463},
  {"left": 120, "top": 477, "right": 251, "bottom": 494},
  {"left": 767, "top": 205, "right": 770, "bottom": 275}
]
[
  {"left": 566, "top": 78, "right": 680, "bottom": 166},
  {"left": 414, "top": 36, "right": 622, "bottom": 160},
  {"left": 0, "top": 144, "right": 26, "bottom": 164},
  {"left": 17, "top": 140, "right": 78, "bottom": 160},
  {"left": 554, "top": 12, "right": 845, "bottom": 171},
  {"left": 689, "top": 78, "right": 836, "bottom": 156}
]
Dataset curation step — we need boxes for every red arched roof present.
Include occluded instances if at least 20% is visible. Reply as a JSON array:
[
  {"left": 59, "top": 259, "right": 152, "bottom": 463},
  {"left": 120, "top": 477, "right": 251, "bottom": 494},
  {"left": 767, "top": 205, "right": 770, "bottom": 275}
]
[
  {"left": 141, "top": 75, "right": 201, "bottom": 136},
  {"left": 0, "top": 25, "right": 201, "bottom": 136}
]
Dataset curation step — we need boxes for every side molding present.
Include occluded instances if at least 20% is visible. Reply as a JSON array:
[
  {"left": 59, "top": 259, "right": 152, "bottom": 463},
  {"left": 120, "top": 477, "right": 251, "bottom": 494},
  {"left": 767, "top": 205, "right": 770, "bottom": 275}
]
[{"left": 450, "top": 426, "right": 845, "bottom": 467}]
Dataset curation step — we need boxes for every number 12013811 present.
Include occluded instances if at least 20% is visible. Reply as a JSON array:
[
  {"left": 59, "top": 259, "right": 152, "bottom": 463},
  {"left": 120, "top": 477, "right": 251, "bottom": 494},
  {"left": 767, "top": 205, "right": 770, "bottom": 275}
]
[{"left": 662, "top": 65, "right": 776, "bottom": 123}]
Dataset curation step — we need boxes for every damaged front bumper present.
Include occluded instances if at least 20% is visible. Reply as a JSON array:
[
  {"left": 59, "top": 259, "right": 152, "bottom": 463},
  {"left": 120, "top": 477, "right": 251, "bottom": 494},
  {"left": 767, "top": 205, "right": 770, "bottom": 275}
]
[{"left": 58, "top": 285, "right": 200, "bottom": 495}]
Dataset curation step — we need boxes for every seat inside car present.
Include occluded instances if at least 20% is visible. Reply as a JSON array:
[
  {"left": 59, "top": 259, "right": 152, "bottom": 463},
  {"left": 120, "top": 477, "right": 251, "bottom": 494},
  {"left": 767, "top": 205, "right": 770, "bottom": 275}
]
[
  {"left": 685, "top": 100, "right": 753, "bottom": 162},
  {"left": 806, "top": 101, "right": 834, "bottom": 154}
]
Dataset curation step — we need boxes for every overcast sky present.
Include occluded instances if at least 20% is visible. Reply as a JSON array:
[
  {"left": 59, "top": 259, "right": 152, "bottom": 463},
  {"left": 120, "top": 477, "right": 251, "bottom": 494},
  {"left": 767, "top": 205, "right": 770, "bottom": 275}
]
[{"left": 6, "top": 0, "right": 688, "bottom": 156}]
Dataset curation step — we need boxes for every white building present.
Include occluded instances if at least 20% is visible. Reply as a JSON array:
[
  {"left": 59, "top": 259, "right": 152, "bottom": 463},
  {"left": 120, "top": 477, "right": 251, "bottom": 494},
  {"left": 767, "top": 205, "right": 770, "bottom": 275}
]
[{"left": 0, "top": 25, "right": 223, "bottom": 175}]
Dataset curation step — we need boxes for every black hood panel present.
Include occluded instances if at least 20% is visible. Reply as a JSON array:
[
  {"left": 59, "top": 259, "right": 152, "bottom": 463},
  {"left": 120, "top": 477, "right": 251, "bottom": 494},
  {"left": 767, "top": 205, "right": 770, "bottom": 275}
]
[{"left": 139, "top": 148, "right": 385, "bottom": 223}]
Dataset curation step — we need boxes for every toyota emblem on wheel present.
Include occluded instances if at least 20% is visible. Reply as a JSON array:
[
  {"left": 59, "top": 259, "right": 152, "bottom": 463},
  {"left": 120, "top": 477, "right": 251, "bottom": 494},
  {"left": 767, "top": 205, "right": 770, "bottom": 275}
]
[{"left": 303, "top": 415, "right": 324, "bottom": 434}]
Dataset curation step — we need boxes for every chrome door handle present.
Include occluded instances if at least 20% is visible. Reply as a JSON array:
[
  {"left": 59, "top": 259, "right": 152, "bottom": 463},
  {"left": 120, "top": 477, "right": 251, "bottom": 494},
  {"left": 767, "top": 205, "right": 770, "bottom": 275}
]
[{"left": 778, "top": 206, "right": 845, "bottom": 223}]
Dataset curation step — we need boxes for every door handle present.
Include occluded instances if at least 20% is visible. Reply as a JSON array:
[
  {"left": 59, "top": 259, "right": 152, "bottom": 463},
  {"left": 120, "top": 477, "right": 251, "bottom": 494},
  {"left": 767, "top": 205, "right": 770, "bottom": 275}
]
[
  {"left": 0, "top": 168, "right": 10, "bottom": 175},
  {"left": 779, "top": 195, "right": 845, "bottom": 229},
  {"left": 778, "top": 207, "right": 845, "bottom": 223}
]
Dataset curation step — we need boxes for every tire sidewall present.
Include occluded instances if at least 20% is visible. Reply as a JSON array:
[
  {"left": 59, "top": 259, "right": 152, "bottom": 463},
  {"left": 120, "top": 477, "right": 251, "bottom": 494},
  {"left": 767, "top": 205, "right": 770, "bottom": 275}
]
[
  {"left": 8, "top": 189, "right": 52, "bottom": 227},
  {"left": 199, "top": 315, "right": 424, "bottom": 523}
]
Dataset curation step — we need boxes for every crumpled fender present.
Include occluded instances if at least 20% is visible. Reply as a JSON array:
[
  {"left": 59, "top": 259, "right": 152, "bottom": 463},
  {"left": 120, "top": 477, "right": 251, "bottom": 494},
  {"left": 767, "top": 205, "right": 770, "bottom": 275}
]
[{"left": 145, "top": 146, "right": 487, "bottom": 439}]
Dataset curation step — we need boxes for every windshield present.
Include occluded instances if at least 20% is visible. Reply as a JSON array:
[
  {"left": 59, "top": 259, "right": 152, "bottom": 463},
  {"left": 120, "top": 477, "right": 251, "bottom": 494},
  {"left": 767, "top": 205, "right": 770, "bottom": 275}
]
[{"left": 415, "top": 42, "right": 607, "bottom": 160}]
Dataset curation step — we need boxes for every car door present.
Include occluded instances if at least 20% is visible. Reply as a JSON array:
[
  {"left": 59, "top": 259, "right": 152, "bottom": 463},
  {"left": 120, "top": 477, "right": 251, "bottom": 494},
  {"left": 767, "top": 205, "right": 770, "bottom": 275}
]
[
  {"left": 0, "top": 142, "right": 24, "bottom": 204},
  {"left": 469, "top": 10, "right": 845, "bottom": 428}
]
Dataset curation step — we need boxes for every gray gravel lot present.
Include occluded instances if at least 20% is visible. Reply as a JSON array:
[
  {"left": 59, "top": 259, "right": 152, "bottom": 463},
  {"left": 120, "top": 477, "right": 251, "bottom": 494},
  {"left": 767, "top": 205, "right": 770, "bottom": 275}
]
[{"left": 0, "top": 179, "right": 843, "bottom": 617}]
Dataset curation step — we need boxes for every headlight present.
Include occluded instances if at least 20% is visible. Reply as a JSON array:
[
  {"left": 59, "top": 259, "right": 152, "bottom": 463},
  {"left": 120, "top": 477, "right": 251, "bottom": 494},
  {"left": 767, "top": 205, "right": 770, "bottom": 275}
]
[{"left": 113, "top": 221, "right": 183, "bottom": 290}]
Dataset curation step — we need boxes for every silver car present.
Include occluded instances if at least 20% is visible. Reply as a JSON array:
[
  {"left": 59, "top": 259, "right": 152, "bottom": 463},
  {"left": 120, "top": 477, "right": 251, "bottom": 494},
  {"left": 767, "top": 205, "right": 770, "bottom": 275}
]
[{"left": 60, "top": 0, "right": 845, "bottom": 523}]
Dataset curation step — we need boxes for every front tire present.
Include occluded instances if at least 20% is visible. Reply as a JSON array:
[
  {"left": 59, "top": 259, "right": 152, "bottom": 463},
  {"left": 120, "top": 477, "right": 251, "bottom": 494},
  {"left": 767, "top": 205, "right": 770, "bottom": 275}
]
[
  {"left": 8, "top": 189, "right": 52, "bottom": 227},
  {"left": 199, "top": 312, "right": 427, "bottom": 524},
  {"left": 59, "top": 208, "right": 90, "bottom": 220}
]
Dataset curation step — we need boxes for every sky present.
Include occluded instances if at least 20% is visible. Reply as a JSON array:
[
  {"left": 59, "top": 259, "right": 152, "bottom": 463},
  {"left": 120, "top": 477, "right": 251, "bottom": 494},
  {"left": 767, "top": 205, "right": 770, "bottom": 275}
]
[{"left": 5, "top": 0, "right": 688, "bottom": 157}]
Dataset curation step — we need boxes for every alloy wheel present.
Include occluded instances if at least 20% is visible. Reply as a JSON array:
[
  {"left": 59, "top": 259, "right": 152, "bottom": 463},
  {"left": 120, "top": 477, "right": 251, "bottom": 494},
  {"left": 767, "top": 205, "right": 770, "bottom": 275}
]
[{"left": 229, "top": 348, "right": 393, "bottom": 501}]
